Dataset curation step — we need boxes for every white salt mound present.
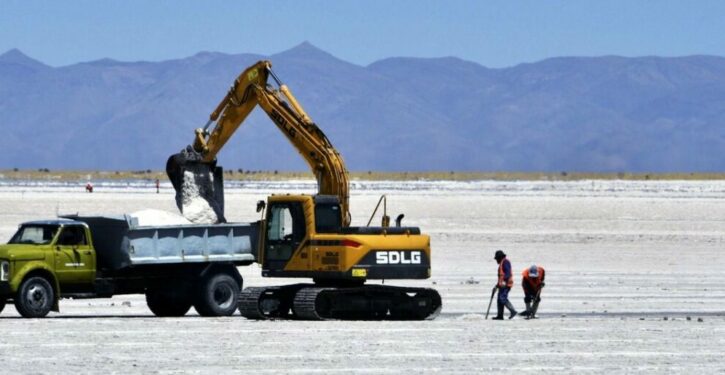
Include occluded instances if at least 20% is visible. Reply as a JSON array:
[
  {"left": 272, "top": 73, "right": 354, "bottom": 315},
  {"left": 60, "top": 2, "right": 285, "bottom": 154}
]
[
  {"left": 129, "top": 209, "right": 192, "bottom": 227},
  {"left": 182, "top": 196, "right": 219, "bottom": 224}
]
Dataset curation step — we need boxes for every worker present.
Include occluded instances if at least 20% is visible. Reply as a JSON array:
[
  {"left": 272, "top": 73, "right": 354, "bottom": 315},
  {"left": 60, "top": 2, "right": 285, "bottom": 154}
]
[
  {"left": 85, "top": 182, "right": 93, "bottom": 193},
  {"left": 492, "top": 250, "right": 517, "bottom": 320},
  {"left": 155, "top": 179, "right": 160, "bottom": 194},
  {"left": 521, "top": 264, "right": 545, "bottom": 319}
]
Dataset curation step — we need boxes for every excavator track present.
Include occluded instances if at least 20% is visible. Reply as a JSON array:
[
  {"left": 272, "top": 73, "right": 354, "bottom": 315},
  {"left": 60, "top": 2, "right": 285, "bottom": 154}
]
[
  {"left": 239, "top": 284, "right": 442, "bottom": 321},
  {"left": 238, "top": 286, "right": 300, "bottom": 320},
  {"left": 294, "top": 285, "right": 442, "bottom": 321},
  {"left": 292, "top": 287, "right": 333, "bottom": 320}
]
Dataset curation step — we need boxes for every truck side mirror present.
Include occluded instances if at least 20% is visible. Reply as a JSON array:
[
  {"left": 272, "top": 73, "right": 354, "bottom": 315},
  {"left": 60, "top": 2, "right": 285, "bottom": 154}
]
[{"left": 256, "top": 200, "right": 266, "bottom": 213}]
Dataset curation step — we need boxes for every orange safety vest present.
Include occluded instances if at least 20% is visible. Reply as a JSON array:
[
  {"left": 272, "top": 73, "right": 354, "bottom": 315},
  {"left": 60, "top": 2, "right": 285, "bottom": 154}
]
[
  {"left": 498, "top": 258, "right": 514, "bottom": 288},
  {"left": 522, "top": 266, "right": 545, "bottom": 290}
]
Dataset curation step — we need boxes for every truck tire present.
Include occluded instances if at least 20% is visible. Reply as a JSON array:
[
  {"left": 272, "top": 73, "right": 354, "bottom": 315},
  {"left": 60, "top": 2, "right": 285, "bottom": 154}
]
[
  {"left": 194, "top": 273, "right": 240, "bottom": 317},
  {"left": 145, "top": 289, "right": 192, "bottom": 317},
  {"left": 0, "top": 299, "right": 5, "bottom": 314},
  {"left": 15, "top": 276, "right": 54, "bottom": 318}
]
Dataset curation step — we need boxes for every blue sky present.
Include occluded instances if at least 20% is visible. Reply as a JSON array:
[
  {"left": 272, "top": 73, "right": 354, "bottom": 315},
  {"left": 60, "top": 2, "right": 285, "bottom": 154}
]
[{"left": 1, "top": 1, "right": 723, "bottom": 67}]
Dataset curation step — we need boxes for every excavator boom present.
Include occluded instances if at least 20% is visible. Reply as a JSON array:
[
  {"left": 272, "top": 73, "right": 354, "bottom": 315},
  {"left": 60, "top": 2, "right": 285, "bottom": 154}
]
[{"left": 166, "top": 61, "right": 349, "bottom": 224}]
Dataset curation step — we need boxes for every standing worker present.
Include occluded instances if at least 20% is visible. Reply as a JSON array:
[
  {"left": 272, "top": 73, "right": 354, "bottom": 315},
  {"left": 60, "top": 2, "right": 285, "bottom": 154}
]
[
  {"left": 493, "top": 250, "right": 517, "bottom": 320},
  {"left": 155, "top": 179, "right": 160, "bottom": 194},
  {"left": 521, "top": 264, "right": 545, "bottom": 319}
]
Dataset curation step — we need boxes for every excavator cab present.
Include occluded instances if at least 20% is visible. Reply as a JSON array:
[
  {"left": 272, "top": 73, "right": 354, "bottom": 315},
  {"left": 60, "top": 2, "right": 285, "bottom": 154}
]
[{"left": 259, "top": 195, "right": 343, "bottom": 276}]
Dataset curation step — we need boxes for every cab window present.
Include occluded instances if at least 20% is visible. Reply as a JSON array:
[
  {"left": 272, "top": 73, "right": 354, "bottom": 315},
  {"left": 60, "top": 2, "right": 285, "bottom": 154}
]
[
  {"left": 9, "top": 224, "right": 60, "bottom": 245},
  {"left": 315, "top": 203, "right": 341, "bottom": 233},
  {"left": 57, "top": 226, "right": 87, "bottom": 246},
  {"left": 268, "top": 206, "right": 294, "bottom": 241}
]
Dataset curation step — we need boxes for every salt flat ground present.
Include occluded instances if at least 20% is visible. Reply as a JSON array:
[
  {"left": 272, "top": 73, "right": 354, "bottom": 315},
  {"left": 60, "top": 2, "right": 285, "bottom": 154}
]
[{"left": 0, "top": 181, "right": 724, "bottom": 374}]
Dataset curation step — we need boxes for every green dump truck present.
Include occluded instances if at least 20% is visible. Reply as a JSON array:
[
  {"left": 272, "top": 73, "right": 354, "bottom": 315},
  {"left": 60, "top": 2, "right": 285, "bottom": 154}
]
[{"left": 0, "top": 216, "right": 257, "bottom": 318}]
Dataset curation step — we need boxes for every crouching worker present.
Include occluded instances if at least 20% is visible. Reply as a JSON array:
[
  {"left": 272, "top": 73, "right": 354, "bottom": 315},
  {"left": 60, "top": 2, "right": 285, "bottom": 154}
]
[
  {"left": 493, "top": 250, "right": 517, "bottom": 320},
  {"left": 521, "top": 264, "right": 545, "bottom": 319}
]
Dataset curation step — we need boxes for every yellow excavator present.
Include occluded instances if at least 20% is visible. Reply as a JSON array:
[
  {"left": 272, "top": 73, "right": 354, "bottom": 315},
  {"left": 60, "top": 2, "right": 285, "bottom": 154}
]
[{"left": 166, "top": 60, "right": 441, "bottom": 320}]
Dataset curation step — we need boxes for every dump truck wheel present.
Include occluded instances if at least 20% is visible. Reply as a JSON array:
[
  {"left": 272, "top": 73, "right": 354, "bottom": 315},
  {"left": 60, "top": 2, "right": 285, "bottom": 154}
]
[
  {"left": 146, "top": 288, "right": 192, "bottom": 317},
  {"left": 194, "top": 273, "right": 240, "bottom": 317},
  {"left": 15, "top": 276, "right": 54, "bottom": 318}
]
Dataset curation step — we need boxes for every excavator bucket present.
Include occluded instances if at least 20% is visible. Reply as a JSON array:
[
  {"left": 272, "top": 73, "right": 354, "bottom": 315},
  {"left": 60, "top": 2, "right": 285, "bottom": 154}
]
[{"left": 166, "top": 146, "right": 226, "bottom": 224}]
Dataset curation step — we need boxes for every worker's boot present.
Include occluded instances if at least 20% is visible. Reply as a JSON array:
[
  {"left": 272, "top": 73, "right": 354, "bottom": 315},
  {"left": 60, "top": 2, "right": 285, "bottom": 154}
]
[
  {"left": 530, "top": 300, "right": 540, "bottom": 319},
  {"left": 522, "top": 301, "right": 532, "bottom": 318},
  {"left": 492, "top": 302, "right": 505, "bottom": 320},
  {"left": 505, "top": 301, "right": 518, "bottom": 319}
]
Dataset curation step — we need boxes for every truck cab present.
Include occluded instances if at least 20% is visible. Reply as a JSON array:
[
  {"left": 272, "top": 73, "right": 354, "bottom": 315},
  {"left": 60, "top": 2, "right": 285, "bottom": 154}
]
[
  {"left": 1, "top": 216, "right": 255, "bottom": 319},
  {"left": 0, "top": 219, "right": 96, "bottom": 317}
]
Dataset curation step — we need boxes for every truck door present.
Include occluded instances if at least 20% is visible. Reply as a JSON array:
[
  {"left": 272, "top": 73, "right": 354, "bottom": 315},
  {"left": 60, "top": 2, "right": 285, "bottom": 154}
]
[
  {"left": 263, "top": 201, "right": 306, "bottom": 273},
  {"left": 54, "top": 225, "right": 96, "bottom": 284}
]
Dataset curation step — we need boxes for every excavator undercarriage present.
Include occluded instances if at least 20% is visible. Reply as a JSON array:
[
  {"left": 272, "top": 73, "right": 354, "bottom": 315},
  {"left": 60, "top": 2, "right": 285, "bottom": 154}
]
[{"left": 239, "top": 284, "right": 442, "bottom": 321}]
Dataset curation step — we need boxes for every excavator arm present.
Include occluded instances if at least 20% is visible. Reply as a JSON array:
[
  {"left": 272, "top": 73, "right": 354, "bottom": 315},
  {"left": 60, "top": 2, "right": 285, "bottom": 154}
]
[{"left": 166, "top": 60, "right": 350, "bottom": 225}]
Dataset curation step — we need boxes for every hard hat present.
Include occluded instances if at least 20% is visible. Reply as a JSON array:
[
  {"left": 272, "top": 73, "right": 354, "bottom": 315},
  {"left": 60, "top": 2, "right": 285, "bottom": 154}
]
[
  {"left": 494, "top": 250, "right": 506, "bottom": 260},
  {"left": 528, "top": 265, "right": 539, "bottom": 278}
]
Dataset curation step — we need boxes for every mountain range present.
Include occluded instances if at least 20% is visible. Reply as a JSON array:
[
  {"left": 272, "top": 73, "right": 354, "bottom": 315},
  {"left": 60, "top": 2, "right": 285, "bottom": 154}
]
[{"left": 2, "top": 42, "right": 725, "bottom": 172}]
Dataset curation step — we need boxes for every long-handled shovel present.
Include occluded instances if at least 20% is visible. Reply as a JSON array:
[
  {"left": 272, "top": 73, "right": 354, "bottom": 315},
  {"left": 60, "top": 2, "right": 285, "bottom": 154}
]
[{"left": 485, "top": 285, "right": 498, "bottom": 319}]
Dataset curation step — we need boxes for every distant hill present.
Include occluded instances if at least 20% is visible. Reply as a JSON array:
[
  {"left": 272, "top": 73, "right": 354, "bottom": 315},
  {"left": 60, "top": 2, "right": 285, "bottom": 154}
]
[{"left": 2, "top": 43, "right": 725, "bottom": 172}]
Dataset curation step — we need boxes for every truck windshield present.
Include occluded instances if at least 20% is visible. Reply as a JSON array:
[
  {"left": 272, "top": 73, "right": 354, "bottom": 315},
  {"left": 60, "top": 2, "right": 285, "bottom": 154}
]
[{"left": 8, "top": 224, "right": 60, "bottom": 245}]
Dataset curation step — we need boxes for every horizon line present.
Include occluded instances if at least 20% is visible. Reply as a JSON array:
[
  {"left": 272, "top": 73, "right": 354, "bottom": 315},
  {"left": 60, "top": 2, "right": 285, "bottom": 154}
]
[{"left": 3, "top": 42, "right": 725, "bottom": 70}]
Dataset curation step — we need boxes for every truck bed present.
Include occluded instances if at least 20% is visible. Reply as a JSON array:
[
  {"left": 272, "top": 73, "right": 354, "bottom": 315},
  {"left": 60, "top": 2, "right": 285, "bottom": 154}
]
[{"left": 64, "top": 215, "right": 258, "bottom": 270}]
